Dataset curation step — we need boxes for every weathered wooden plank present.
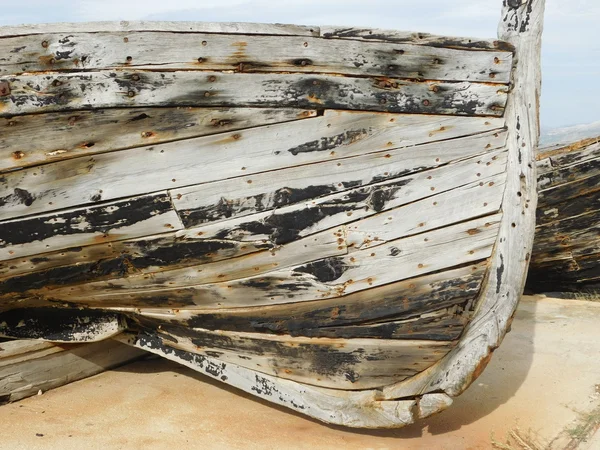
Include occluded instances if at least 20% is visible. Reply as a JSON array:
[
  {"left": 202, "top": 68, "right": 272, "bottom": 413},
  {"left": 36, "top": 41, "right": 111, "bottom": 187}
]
[
  {"left": 538, "top": 157, "right": 600, "bottom": 191},
  {"left": 536, "top": 137, "right": 600, "bottom": 175},
  {"left": 37, "top": 226, "right": 346, "bottom": 295},
  {"left": 0, "top": 338, "right": 145, "bottom": 405},
  {"left": 320, "top": 26, "right": 514, "bottom": 52},
  {"left": 58, "top": 170, "right": 505, "bottom": 296},
  {"left": 134, "top": 324, "right": 454, "bottom": 390},
  {"left": 0, "top": 112, "right": 504, "bottom": 221},
  {"left": 0, "top": 192, "right": 184, "bottom": 261},
  {"left": 0, "top": 32, "right": 512, "bottom": 83},
  {"left": 193, "top": 163, "right": 506, "bottom": 247},
  {"left": 0, "top": 108, "right": 316, "bottom": 172},
  {"left": 536, "top": 173, "right": 600, "bottom": 226},
  {"left": 0, "top": 340, "right": 58, "bottom": 367},
  {"left": 293, "top": 312, "right": 469, "bottom": 341},
  {"left": 0, "top": 71, "right": 509, "bottom": 118},
  {"left": 172, "top": 129, "right": 507, "bottom": 228},
  {"left": 527, "top": 137, "right": 600, "bottom": 294},
  {"left": 383, "top": 0, "right": 544, "bottom": 402},
  {"left": 116, "top": 331, "right": 421, "bottom": 428},
  {"left": 0, "top": 237, "right": 266, "bottom": 296},
  {"left": 129, "top": 263, "right": 486, "bottom": 336},
  {"left": 0, "top": 308, "right": 124, "bottom": 342},
  {"left": 345, "top": 172, "right": 505, "bottom": 251},
  {"left": 41, "top": 215, "right": 500, "bottom": 309},
  {"left": 0, "top": 21, "right": 320, "bottom": 37}
]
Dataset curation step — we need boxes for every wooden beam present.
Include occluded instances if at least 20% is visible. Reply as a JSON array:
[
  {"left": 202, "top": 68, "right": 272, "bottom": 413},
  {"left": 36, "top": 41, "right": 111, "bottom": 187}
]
[
  {"left": 0, "top": 112, "right": 504, "bottom": 221},
  {"left": 0, "top": 32, "right": 512, "bottom": 83},
  {"left": 0, "top": 108, "right": 316, "bottom": 172},
  {"left": 0, "top": 339, "right": 145, "bottom": 404},
  {"left": 0, "top": 21, "right": 320, "bottom": 37},
  {"left": 0, "top": 71, "right": 508, "bottom": 118}
]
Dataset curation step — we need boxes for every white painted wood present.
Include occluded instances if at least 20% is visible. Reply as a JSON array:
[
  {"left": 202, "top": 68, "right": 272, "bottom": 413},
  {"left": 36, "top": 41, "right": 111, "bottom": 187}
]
[
  {"left": 0, "top": 70, "right": 508, "bottom": 118},
  {"left": 0, "top": 108, "right": 316, "bottom": 172},
  {"left": 0, "top": 32, "right": 512, "bottom": 83},
  {"left": 148, "top": 327, "right": 453, "bottom": 390},
  {"left": 0, "top": 193, "right": 184, "bottom": 261},
  {"left": 171, "top": 128, "right": 507, "bottom": 227},
  {"left": 383, "top": 0, "right": 545, "bottom": 401},
  {"left": 0, "top": 21, "right": 320, "bottom": 37},
  {"left": 45, "top": 215, "right": 500, "bottom": 309},
  {"left": 191, "top": 150, "right": 506, "bottom": 244},
  {"left": 0, "top": 112, "right": 504, "bottom": 221},
  {"left": 115, "top": 332, "right": 419, "bottom": 429}
]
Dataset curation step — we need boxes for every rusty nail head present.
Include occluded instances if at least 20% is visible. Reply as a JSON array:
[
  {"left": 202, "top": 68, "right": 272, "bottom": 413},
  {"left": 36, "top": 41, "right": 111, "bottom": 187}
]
[
  {"left": 127, "top": 90, "right": 135, "bottom": 97},
  {"left": 208, "top": 75, "right": 217, "bottom": 82},
  {"left": 0, "top": 81, "right": 10, "bottom": 96},
  {"left": 132, "top": 74, "right": 140, "bottom": 81},
  {"left": 126, "top": 56, "right": 133, "bottom": 62},
  {"left": 41, "top": 40, "right": 49, "bottom": 48},
  {"left": 202, "top": 40, "right": 208, "bottom": 46},
  {"left": 423, "top": 99, "right": 430, "bottom": 106},
  {"left": 197, "top": 57, "right": 204, "bottom": 63},
  {"left": 124, "top": 37, "right": 129, "bottom": 43},
  {"left": 49, "top": 58, "right": 55, "bottom": 65}
]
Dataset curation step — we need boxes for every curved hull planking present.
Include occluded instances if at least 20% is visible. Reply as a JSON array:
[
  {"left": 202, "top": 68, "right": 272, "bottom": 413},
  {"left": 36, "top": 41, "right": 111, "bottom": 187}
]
[{"left": 0, "top": 0, "right": 545, "bottom": 428}]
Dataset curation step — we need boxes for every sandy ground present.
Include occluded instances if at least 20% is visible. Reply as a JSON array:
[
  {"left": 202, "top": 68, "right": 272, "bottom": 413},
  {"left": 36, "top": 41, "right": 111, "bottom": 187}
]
[{"left": 0, "top": 295, "right": 599, "bottom": 450}]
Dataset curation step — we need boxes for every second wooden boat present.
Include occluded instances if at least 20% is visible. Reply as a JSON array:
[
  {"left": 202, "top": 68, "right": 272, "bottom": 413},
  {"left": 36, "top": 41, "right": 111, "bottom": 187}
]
[
  {"left": 527, "top": 136, "right": 600, "bottom": 294},
  {"left": 0, "top": 0, "right": 545, "bottom": 427}
]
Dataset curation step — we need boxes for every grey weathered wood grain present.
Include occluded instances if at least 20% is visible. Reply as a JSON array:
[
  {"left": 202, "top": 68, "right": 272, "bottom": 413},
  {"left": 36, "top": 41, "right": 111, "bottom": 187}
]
[
  {"left": 0, "top": 236, "right": 266, "bottom": 297},
  {"left": 191, "top": 156, "right": 506, "bottom": 246},
  {"left": 320, "top": 26, "right": 514, "bottom": 52},
  {"left": 41, "top": 215, "right": 500, "bottom": 309},
  {"left": 0, "top": 112, "right": 504, "bottom": 221},
  {"left": 527, "top": 136, "right": 600, "bottom": 293},
  {"left": 0, "top": 70, "right": 508, "bottom": 118},
  {"left": 135, "top": 324, "right": 454, "bottom": 390},
  {"left": 131, "top": 263, "right": 486, "bottom": 339},
  {"left": 0, "top": 21, "right": 320, "bottom": 37},
  {"left": 0, "top": 108, "right": 316, "bottom": 172},
  {"left": 383, "top": 0, "right": 545, "bottom": 402},
  {"left": 0, "top": 193, "right": 184, "bottom": 261},
  {"left": 116, "top": 331, "right": 420, "bottom": 428},
  {"left": 0, "top": 339, "right": 145, "bottom": 404},
  {"left": 172, "top": 128, "right": 507, "bottom": 228},
  {"left": 41, "top": 164, "right": 504, "bottom": 294},
  {"left": 0, "top": 32, "right": 512, "bottom": 83}
]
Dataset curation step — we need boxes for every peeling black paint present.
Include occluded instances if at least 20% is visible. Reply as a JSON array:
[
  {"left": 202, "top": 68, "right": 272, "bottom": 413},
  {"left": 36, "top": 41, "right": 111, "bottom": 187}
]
[
  {"left": 295, "top": 257, "right": 349, "bottom": 283},
  {"left": 0, "top": 307, "right": 121, "bottom": 341},
  {"left": 0, "top": 193, "right": 172, "bottom": 246}
]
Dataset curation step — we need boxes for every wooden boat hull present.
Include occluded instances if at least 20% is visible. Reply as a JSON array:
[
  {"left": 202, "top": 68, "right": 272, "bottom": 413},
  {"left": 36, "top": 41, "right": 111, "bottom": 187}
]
[
  {"left": 527, "top": 136, "right": 600, "bottom": 294},
  {"left": 0, "top": 0, "right": 545, "bottom": 428}
]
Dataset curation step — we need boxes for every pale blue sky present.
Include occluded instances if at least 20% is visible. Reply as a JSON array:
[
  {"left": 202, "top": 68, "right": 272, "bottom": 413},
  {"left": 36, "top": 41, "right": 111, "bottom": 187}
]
[{"left": 1, "top": 0, "right": 598, "bottom": 130}]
